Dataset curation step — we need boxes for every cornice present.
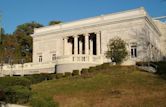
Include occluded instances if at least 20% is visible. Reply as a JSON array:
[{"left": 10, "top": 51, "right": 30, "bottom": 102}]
[
  {"left": 31, "top": 7, "right": 147, "bottom": 37},
  {"left": 32, "top": 16, "right": 146, "bottom": 38},
  {"left": 145, "top": 16, "right": 161, "bottom": 36},
  {"left": 31, "top": 7, "right": 161, "bottom": 38}
]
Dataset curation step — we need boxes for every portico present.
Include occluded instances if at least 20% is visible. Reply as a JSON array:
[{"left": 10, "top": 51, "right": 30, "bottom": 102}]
[{"left": 63, "top": 32, "right": 101, "bottom": 57}]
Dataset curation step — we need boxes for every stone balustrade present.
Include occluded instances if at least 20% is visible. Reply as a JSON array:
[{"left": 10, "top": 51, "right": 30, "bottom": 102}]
[{"left": 0, "top": 55, "right": 103, "bottom": 77}]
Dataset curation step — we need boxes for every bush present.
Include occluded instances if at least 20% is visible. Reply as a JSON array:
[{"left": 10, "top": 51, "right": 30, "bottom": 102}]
[
  {"left": 88, "top": 67, "right": 96, "bottom": 73},
  {"left": 0, "top": 77, "right": 31, "bottom": 88},
  {"left": 106, "top": 37, "right": 128, "bottom": 64},
  {"left": 25, "top": 73, "right": 51, "bottom": 84},
  {"left": 30, "top": 96, "right": 58, "bottom": 107},
  {"left": 64, "top": 72, "right": 72, "bottom": 77},
  {"left": 72, "top": 70, "right": 79, "bottom": 76},
  {"left": 4, "top": 85, "right": 31, "bottom": 104},
  {"left": 56, "top": 73, "right": 64, "bottom": 79},
  {"left": 48, "top": 74, "right": 57, "bottom": 80},
  {"left": 81, "top": 68, "right": 89, "bottom": 75}
]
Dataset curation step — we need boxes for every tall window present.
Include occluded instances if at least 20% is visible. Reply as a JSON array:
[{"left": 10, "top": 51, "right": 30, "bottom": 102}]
[
  {"left": 52, "top": 54, "right": 56, "bottom": 61},
  {"left": 39, "top": 56, "right": 42, "bottom": 62},
  {"left": 131, "top": 45, "right": 137, "bottom": 58}
]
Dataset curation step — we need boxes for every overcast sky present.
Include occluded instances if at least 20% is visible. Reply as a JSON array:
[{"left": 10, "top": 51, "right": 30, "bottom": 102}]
[{"left": 0, "top": 0, "right": 166, "bottom": 34}]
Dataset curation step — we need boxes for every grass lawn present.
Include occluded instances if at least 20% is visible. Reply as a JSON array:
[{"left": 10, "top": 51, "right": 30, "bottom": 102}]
[{"left": 31, "top": 66, "right": 166, "bottom": 107}]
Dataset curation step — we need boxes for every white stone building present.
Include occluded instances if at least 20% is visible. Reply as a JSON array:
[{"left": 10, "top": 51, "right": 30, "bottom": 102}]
[{"left": 1, "top": 7, "right": 166, "bottom": 76}]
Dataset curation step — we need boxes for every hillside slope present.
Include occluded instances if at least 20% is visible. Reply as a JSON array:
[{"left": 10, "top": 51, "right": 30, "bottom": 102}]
[{"left": 32, "top": 66, "right": 166, "bottom": 107}]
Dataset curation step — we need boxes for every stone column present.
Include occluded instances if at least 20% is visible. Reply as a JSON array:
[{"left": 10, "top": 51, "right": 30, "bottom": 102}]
[
  {"left": 74, "top": 35, "right": 78, "bottom": 55},
  {"left": 79, "top": 40, "right": 83, "bottom": 54},
  {"left": 90, "top": 38, "right": 93, "bottom": 55},
  {"left": 85, "top": 34, "right": 89, "bottom": 55},
  {"left": 63, "top": 37, "right": 68, "bottom": 55},
  {"left": 96, "top": 32, "right": 101, "bottom": 55}
]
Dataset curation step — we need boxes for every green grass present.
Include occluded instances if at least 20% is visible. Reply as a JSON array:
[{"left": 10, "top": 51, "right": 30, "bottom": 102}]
[{"left": 31, "top": 65, "right": 166, "bottom": 107}]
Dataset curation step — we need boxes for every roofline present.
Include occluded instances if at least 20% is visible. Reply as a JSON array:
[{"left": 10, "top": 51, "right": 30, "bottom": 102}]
[{"left": 31, "top": 7, "right": 161, "bottom": 37}]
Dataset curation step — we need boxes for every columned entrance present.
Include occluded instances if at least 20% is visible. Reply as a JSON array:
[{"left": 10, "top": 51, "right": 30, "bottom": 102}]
[{"left": 63, "top": 31, "right": 101, "bottom": 57}]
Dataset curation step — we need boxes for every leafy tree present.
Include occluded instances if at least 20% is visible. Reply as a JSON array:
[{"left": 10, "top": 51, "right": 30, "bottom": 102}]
[
  {"left": 106, "top": 37, "right": 128, "bottom": 64},
  {"left": 14, "top": 21, "right": 43, "bottom": 36},
  {"left": 49, "top": 20, "right": 62, "bottom": 25},
  {"left": 13, "top": 22, "right": 43, "bottom": 62}
]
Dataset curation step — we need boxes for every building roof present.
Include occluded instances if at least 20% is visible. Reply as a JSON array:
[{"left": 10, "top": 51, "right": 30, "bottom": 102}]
[{"left": 32, "top": 7, "right": 161, "bottom": 37}]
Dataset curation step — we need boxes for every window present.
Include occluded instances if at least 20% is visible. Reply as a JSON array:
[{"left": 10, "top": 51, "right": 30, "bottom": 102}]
[
  {"left": 52, "top": 54, "right": 56, "bottom": 61},
  {"left": 39, "top": 56, "right": 42, "bottom": 62},
  {"left": 131, "top": 45, "right": 137, "bottom": 58}
]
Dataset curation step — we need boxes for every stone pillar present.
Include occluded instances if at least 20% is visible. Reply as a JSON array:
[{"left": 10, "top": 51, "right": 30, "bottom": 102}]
[
  {"left": 90, "top": 38, "right": 93, "bottom": 55},
  {"left": 85, "top": 34, "right": 89, "bottom": 55},
  {"left": 79, "top": 40, "right": 83, "bottom": 54},
  {"left": 96, "top": 32, "right": 101, "bottom": 55},
  {"left": 63, "top": 37, "right": 68, "bottom": 55},
  {"left": 74, "top": 35, "right": 78, "bottom": 55}
]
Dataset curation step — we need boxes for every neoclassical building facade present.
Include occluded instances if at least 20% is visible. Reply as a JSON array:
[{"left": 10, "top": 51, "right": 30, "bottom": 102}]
[{"left": 1, "top": 7, "right": 166, "bottom": 76}]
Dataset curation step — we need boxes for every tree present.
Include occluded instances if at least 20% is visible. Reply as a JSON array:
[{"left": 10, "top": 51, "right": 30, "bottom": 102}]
[
  {"left": 13, "top": 22, "right": 43, "bottom": 62},
  {"left": 49, "top": 20, "right": 62, "bottom": 25},
  {"left": 14, "top": 21, "right": 43, "bottom": 36},
  {"left": 106, "top": 37, "right": 128, "bottom": 64}
]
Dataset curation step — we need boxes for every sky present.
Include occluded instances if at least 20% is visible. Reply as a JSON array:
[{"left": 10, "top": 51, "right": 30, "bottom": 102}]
[{"left": 0, "top": 0, "right": 166, "bottom": 34}]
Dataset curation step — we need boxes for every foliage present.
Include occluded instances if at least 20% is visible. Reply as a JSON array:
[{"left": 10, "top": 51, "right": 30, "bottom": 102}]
[
  {"left": 0, "top": 77, "right": 31, "bottom": 88},
  {"left": 25, "top": 73, "right": 52, "bottom": 84},
  {"left": 64, "top": 72, "right": 72, "bottom": 77},
  {"left": 0, "top": 77, "right": 32, "bottom": 104},
  {"left": 0, "top": 22, "right": 43, "bottom": 63},
  {"left": 4, "top": 85, "right": 31, "bottom": 104},
  {"left": 14, "top": 21, "right": 43, "bottom": 36},
  {"left": 106, "top": 37, "right": 128, "bottom": 64},
  {"left": 72, "top": 70, "right": 79, "bottom": 76},
  {"left": 56, "top": 73, "right": 64, "bottom": 79},
  {"left": 153, "top": 61, "right": 166, "bottom": 79},
  {"left": 49, "top": 21, "right": 62, "bottom": 25},
  {"left": 88, "top": 67, "right": 96, "bottom": 73},
  {"left": 81, "top": 68, "right": 89, "bottom": 74}
]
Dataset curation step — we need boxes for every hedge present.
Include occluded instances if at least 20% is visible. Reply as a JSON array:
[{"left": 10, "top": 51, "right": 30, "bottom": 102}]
[
  {"left": 65, "top": 72, "right": 72, "bottom": 77},
  {"left": 81, "top": 68, "right": 89, "bottom": 75},
  {"left": 4, "top": 85, "right": 31, "bottom": 104},
  {"left": 56, "top": 73, "right": 64, "bottom": 79},
  {"left": 72, "top": 70, "right": 79, "bottom": 76},
  {"left": 0, "top": 77, "right": 31, "bottom": 88}
]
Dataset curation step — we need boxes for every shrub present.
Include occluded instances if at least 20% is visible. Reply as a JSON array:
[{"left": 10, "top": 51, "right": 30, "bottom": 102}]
[
  {"left": 81, "top": 68, "right": 89, "bottom": 75},
  {"left": 88, "top": 67, "right": 96, "bottom": 73},
  {"left": 72, "top": 70, "right": 79, "bottom": 76},
  {"left": 30, "top": 96, "right": 58, "bottom": 107},
  {"left": 0, "top": 77, "right": 31, "bottom": 88},
  {"left": 106, "top": 37, "right": 128, "bottom": 64},
  {"left": 25, "top": 73, "right": 51, "bottom": 84},
  {"left": 49, "top": 74, "right": 57, "bottom": 80},
  {"left": 4, "top": 85, "right": 31, "bottom": 104},
  {"left": 56, "top": 73, "right": 64, "bottom": 79},
  {"left": 64, "top": 72, "right": 72, "bottom": 77}
]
